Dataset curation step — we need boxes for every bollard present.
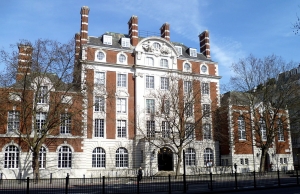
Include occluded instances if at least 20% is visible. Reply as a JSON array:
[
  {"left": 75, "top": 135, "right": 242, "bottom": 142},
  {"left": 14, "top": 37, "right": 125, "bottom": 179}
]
[
  {"left": 83, "top": 174, "right": 85, "bottom": 184},
  {"left": 26, "top": 177, "right": 29, "bottom": 194},
  {"left": 168, "top": 174, "right": 171, "bottom": 194},
  {"left": 209, "top": 172, "right": 213, "bottom": 191},
  {"left": 65, "top": 174, "right": 69, "bottom": 194},
  {"left": 50, "top": 173, "right": 52, "bottom": 184},
  {"left": 102, "top": 176, "right": 105, "bottom": 194},
  {"left": 137, "top": 175, "right": 140, "bottom": 194},
  {"left": 19, "top": 172, "right": 22, "bottom": 184},
  {"left": 277, "top": 170, "right": 281, "bottom": 186}
]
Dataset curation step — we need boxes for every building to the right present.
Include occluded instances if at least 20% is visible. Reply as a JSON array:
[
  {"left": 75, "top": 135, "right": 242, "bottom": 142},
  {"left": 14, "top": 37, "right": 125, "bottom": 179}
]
[{"left": 218, "top": 91, "right": 294, "bottom": 173}]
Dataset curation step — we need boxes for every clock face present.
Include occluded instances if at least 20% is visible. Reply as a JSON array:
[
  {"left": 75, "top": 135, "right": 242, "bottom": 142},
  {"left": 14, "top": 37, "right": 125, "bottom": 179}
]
[{"left": 201, "top": 65, "right": 207, "bottom": 73}]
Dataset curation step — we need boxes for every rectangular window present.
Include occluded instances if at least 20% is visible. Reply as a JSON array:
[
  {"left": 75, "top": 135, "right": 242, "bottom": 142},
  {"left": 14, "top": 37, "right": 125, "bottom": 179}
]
[
  {"left": 240, "top": 158, "right": 244, "bottom": 165},
  {"left": 147, "top": 120, "right": 155, "bottom": 138},
  {"left": 36, "top": 112, "right": 47, "bottom": 133},
  {"left": 117, "top": 74, "right": 127, "bottom": 87},
  {"left": 201, "top": 83, "right": 209, "bottom": 95},
  {"left": 94, "top": 119, "right": 104, "bottom": 137},
  {"left": 175, "top": 46, "right": 182, "bottom": 55},
  {"left": 60, "top": 113, "right": 71, "bottom": 134},
  {"left": 203, "top": 123, "right": 211, "bottom": 140},
  {"left": 121, "top": 38, "right": 130, "bottom": 47},
  {"left": 103, "top": 35, "right": 112, "bottom": 45},
  {"left": 185, "top": 103, "right": 193, "bottom": 117},
  {"left": 260, "top": 118, "right": 267, "bottom": 141},
  {"left": 95, "top": 96, "right": 105, "bottom": 112},
  {"left": 278, "top": 120, "right": 284, "bottom": 141},
  {"left": 37, "top": 86, "right": 48, "bottom": 104},
  {"left": 117, "top": 120, "right": 127, "bottom": 138},
  {"left": 185, "top": 123, "right": 194, "bottom": 139},
  {"left": 245, "top": 158, "right": 249, "bottom": 165},
  {"left": 146, "top": 99, "right": 155, "bottom": 114},
  {"left": 162, "top": 121, "right": 170, "bottom": 138},
  {"left": 189, "top": 48, "right": 197, "bottom": 57},
  {"left": 117, "top": 98, "right": 126, "bottom": 113},
  {"left": 160, "top": 77, "right": 169, "bottom": 90},
  {"left": 203, "top": 104, "right": 210, "bottom": 118},
  {"left": 238, "top": 116, "right": 246, "bottom": 140},
  {"left": 95, "top": 72, "right": 105, "bottom": 85},
  {"left": 146, "top": 75, "right": 154, "bottom": 89},
  {"left": 7, "top": 111, "right": 20, "bottom": 132},
  {"left": 184, "top": 81, "right": 192, "bottom": 93},
  {"left": 160, "top": 59, "right": 168, "bottom": 68},
  {"left": 145, "top": 57, "right": 154, "bottom": 66}
]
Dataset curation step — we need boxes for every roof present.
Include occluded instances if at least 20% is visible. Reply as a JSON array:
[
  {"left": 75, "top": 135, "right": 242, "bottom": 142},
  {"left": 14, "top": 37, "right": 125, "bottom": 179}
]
[{"left": 88, "top": 32, "right": 212, "bottom": 62}]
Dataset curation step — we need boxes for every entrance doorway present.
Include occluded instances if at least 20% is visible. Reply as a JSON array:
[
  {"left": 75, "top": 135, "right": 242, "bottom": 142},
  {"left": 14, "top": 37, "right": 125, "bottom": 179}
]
[{"left": 158, "top": 147, "right": 173, "bottom": 171}]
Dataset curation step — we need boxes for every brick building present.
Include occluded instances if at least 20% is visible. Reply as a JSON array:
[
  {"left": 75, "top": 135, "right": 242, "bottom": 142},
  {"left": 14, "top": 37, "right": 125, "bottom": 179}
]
[
  {"left": 219, "top": 92, "right": 293, "bottom": 172},
  {"left": 0, "top": 6, "right": 221, "bottom": 178}
]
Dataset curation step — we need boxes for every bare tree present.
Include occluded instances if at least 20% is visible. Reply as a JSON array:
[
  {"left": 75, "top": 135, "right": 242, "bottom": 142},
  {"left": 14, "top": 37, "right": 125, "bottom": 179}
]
[
  {"left": 230, "top": 54, "right": 300, "bottom": 172},
  {"left": 0, "top": 39, "right": 86, "bottom": 179},
  {"left": 136, "top": 72, "right": 218, "bottom": 177},
  {"left": 293, "top": 13, "right": 300, "bottom": 35}
]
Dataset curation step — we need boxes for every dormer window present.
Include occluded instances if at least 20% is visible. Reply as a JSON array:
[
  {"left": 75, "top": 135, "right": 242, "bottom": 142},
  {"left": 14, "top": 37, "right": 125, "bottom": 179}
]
[
  {"left": 37, "top": 86, "right": 48, "bottom": 104},
  {"left": 189, "top": 48, "right": 197, "bottom": 57},
  {"left": 103, "top": 35, "right": 112, "bottom": 45},
  {"left": 121, "top": 38, "right": 130, "bottom": 48},
  {"left": 175, "top": 46, "right": 182, "bottom": 55}
]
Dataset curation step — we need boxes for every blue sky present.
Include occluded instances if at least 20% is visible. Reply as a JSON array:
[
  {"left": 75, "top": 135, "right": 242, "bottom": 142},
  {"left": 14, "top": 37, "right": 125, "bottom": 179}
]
[{"left": 1, "top": 0, "right": 299, "bottom": 91}]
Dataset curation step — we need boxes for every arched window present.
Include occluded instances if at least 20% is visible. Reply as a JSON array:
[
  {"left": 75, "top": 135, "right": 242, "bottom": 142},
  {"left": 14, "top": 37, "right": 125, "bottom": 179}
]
[
  {"left": 238, "top": 116, "right": 246, "bottom": 140},
  {"left": 116, "top": 147, "right": 128, "bottom": 168},
  {"left": 160, "top": 59, "right": 168, "bottom": 68},
  {"left": 184, "top": 63, "right": 191, "bottom": 72},
  {"left": 185, "top": 148, "right": 196, "bottom": 166},
  {"left": 203, "top": 148, "right": 213, "bottom": 166},
  {"left": 96, "top": 51, "right": 105, "bottom": 61},
  {"left": 153, "top": 42, "right": 161, "bottom": 49},
  {"left": 4, "top": 145, "right": 19, "bottom": 168},
  {"left": 92, "top": 147, "right": 106, "bottom": 168},
  {"left": 118, "top": 54, "right": 126, "bottom": 63},
  {"left": 58, "top": 146, "right": 72, "bottom": 168},
  {"left": 145, "top": 57, "right": 154, "bottom": 66}
]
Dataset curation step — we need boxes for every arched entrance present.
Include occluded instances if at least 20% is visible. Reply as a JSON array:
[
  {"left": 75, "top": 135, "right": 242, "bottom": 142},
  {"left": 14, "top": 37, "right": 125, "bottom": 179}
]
[{"left": 158, "top": 147, "right": 173, "bottom": 171}]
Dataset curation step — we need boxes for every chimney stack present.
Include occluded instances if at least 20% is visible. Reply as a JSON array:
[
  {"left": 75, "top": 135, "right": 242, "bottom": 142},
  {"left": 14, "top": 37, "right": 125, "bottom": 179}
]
[
  {"left": 75, "top": 33, "right": 81, "bottom": 61},
  {"left": 160, "top": 23, "right": 170, "bottom": 41},
  {"left": 80, "top": 6, "right": 90, "bottom": 45},
  {"left": 128, "top": 15, "right": 139, "bottom": 46},
  {"left": 199, "top": 30, "right": 211, "bottom": 59},
  {"left": 16, "top": 45, "right": 32, "bottom": 81}
]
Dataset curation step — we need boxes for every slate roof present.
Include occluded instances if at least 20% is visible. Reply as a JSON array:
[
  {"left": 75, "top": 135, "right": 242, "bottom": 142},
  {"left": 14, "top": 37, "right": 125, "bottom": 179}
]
[{"left": 88, "top": 32, "right": 213, "bottom": 62}]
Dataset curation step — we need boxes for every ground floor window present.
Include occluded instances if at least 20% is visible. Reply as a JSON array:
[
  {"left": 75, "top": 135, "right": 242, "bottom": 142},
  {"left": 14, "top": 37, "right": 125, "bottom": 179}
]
[
  {"left": 92, "top": 147, "right": 106, "bottom": 168},
  {"left": 58, "top": 146, "right": 72, "bottom": 168},
  {"left": 4, "top": 145, "right": 19, "bottom": 168},
  {"left": 116, "top": 147, "right": 128, "bottom": 168}
]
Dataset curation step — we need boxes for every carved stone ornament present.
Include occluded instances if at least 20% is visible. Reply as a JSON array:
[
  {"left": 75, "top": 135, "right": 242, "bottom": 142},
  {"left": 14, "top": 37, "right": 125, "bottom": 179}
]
[{"left": 142, "top": 41, "right": 171, "bottom": 56}]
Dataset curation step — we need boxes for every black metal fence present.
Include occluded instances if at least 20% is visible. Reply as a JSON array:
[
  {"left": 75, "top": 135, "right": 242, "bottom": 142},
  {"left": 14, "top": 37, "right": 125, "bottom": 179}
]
[{"left": 0, "top": 170, "right": 299, "bottom": 193}]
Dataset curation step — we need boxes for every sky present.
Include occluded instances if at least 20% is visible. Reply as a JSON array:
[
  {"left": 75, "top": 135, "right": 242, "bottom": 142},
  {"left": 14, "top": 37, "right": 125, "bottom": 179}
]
[{"left": 1, "top": 0, "right": 300, "bottom": 92}]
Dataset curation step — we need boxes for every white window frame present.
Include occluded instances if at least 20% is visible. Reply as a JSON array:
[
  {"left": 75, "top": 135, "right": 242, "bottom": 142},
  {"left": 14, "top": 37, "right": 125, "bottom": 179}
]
[
  {"left": 203, "top": 123, "right": 212, "bottom": 140},
  {"left": 7, "top": 110, "right": 20, "bottom": 132},
  {"left": 278, "top": 120, "right": 284, "bottom": 141},
  {"left": 117, "top": 98, "right": 127, "bottom": 114},
  {"left": 145, "top": 57, "right": 154, "bottom": 66},
  {"left": 103, "top": 35, "right": 112, "bottom": 45},
  {"left": 162, "top": 121, "right": 170, "bottom": 138},
  {"left": 58, "top": 146, "right": 72, "bottom": 168},
  {"left": 146, "top": 75, "right": 155, "bottom": 89},
  {"left": 95, "top": 96, "right": 105, "bottom": 112},
  {"left": 160, "top": 58, "right": 168, "bottom": 68},
  {"left": 117, "top": 74, "right": 127, "bottom": 87},
  {"left": 37, "top": 86, "right": 48, "bottom": 104},
  {"left": 189, "top": 48, "right": 197, "bottom": 57},
  {"left": 185, "top": 103, "right": 193, "bottom": 117},
  {"left": 96, "top": 51, "right": 106, "bottom": 62},
  {"left": 121, "top": 38, "right": 130, "bottom": 48},
  {"left": 38, "top": 146, "right": 47, "bottom": 169},
  {"left": 160, "top": 77, "right": 169, "bottom": 90},
  {"left": 185, "top": 148, "right": 196, "bottom": 166},
  {"left": 92, "top": 147, "right": 106, "bottom": 168},
  {"left": 185, "top": 123, "right": 194, "bottom": 139},
  {"left": 184, "top": 63, "right": 191, "bottom": 72},
  {"left": 203, "top": 104, "right": 210, "bottom": 118},
  {"left": 116, "top": 147, "right": 128, "bottom": 168},
  {"left": 4, "top": 145, "right": 19, "bottom": 169},
  {"left": 175, "top": 46, "right": 182, "bottom": 55},
  {"left": 260, "top": 118, "right": 267, "bottom": 141},
  {"left": 117, "top": 120, "right": 127, "bottom": 138},
  {"left": 146, "top": 120, "right": 155, "bottom": 138},
  {"left": 94, "top": 119, "right": 104, "bottom": 137},
  {"left": 95, "top": 72, "right": 105, "bottom": 85},
  {"left": 204, "top": 148, "right": 214, "bottom": 166},
  {"left": 184, "top": 81, "right": 192, "bottom": 94},
  {"left": 146, "top": 99, "right": 155, "bottom": 114},
  {"left": 60, "top": 113, "right": 71, "bottom": 134},
  {"left": 118, "top": 53, "right": 127, "bottom": 64},
  {"left": 238, "top": 116, "right": 246, "bottom": 140},
  {"left": 201, "top": 83, "right": 209, "bottom": 95},
  {"left": 36, "top": 112, "right": 47, "bottom": 133}
]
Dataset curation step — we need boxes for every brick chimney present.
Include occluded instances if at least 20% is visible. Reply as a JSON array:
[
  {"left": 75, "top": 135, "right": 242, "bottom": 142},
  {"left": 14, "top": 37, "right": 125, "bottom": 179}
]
[
  {"left": 75, "top": 33, "right": 81, "bottom": 61},
  {"left": 16, "top": 45, "right": 32, "bottom": 81},
  {"left": 80, "top": 6, "right": 90, "bottom": 45},
  {"left": 128, "top": 15, "right": 139, "bottom": 46},
  {"left": 160, "top": 23, "right": 170, "bottom": 41},
  {"left": 199, "top": 30, "right": 211, "bottom": 59}
]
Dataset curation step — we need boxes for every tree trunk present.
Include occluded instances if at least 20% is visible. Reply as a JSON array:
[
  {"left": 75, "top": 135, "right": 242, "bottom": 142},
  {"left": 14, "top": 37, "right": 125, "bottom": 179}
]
[
  {"left": 175, "top": 148, "right": 182, "bottom": 179},
  {"left": 32, "top": 150, "right": 40, "bottom": 182},
  {"left": 259, "top": 147, "right": 268, "bottom": 173}
]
